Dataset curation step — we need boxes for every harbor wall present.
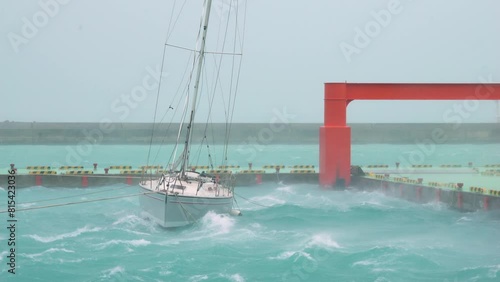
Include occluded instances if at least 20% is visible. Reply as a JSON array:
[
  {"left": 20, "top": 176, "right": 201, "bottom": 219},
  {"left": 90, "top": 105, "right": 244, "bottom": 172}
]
[
  {"left": 0, "top": 122, "right": 499, "bottom": 144},
  {"left": 352, "top": 177, "right": 500, "bottom": 212}
]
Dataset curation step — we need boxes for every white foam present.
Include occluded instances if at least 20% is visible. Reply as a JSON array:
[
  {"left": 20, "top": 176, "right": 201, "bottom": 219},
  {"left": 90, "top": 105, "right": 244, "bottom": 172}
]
[
  {"left": 112, "top": 214, "right": 155, "bottom": 234},
  {"left": 19, "top": 203, "right": 36, "bottom": 208},
  {"left": 353, "top": 259, "right": 378, "bottom": 267},
  {"left": 57, "top": 258, "right": 86, "bottom": 263},
  {"left": 0, "top": 251, "right": 8, "bottom": 262},
  {"left": 201, "top": 211, "right": 235, "bottom": 234},
  {"left": 27, "top": 226, "right": 102, "bottom": 243},
  {"left": 277, "top": 185, "right": 295, "bottom": 194},
  {"left": 457, "top": 216, "right": 472, "bottom": 223},
  {"left": 190, "top": 274, "right": 209, "bottom": 282},
  {"left": 113, "top": 214, "right": 143, "bottom": 226},
  {"left": 361, "top": 201, "right": 393, "bottom": 210},
  {"left": 269, "top": 251, "right": 313, "bottom": 261},
  {"left": 249, "top": 223, "right": 261, "bottom": 229},
  {"left": 229, "top": 273, "right": 245, "bottom": 282},
  {"left": 269, "top": 251, "right": 295, "bottom": 260},
  {"left": 306, "top": 233, "right": 341, "bottom": 249},
  {"left": 24, "top": 248, "right": 74, "bottom": 259},
  {"left": 218, "top": 273, "right": 246, "bottom": 282},
  {"left": 373, "top": 268, "right": 396, "bottom": 273},
  {"left": 95, "top": 239, "right": 151, "bottom": 249},
  {"left": 101, "top": 266, "right": 125, "bottom": 278},
  {"left": 250, "top": 195, "right": 285, "bottom": 206},
  {"left": 488, "top": 264, "right": 500, "bottom": 278}
]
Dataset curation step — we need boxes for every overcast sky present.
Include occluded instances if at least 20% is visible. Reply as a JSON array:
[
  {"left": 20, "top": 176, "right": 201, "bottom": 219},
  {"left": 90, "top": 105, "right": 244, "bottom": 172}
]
[{"left": 1, "top": 0, "right": 499, "bottom": 123}]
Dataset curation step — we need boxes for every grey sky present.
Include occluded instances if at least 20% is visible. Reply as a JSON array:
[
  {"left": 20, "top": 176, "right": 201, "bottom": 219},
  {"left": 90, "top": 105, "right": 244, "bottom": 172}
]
[{"left": 1, "top": 0, "right": 499, "bottom": 123}]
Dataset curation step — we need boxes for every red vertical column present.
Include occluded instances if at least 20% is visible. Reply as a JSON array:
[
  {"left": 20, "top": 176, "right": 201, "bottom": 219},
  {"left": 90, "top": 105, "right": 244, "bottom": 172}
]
[
  {"left": 35, "top": 175, "right": 42, "bottom": 186},
  {"left": 255, "top": 174, "right": 262, "bottom": 185},
  {"left": 483, "top": 196, "right": 489, "bottom": 211},
  {"left": 82, "top": 176, "right": 88, "bottom": 188},
  {"left": 320, "top": 83, "right": 351, "bottom": 187}
]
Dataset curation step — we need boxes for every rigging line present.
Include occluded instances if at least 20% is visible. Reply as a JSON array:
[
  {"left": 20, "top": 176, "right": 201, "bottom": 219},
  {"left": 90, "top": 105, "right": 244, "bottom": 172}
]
[
  {"left": 205, "top": 51, "right": 242, "bottom": 56},
  {"left": 164, "top": 0, "right": 177, "bottom": 43},
  {"left": 165, "top": 44, "right": 241, "bottom": 56},
  {"left": 152, "top": 51, "right": 194, "bottom": 167},
  {"left": 197, "top": 2, "right": 234, "bottom": 166},
  {"left": 152, "top": 74, "right": 191, "bottom": 166},
  {"left": 226, "top": 1, "right": 247, "bottom": 158},
  {"left": 165, "top": 0, "right": 189, "bottom": 43},
  {"left": 224, "top": 2, "right": 243, "bottom": 160},
  {"left": 174, "top": 193, "right": 199, "bottom": 225},
  {"left": 209, "top": 115, "right": 217, "bottom": 167},
  {"left": 39, "top": 174, "right": 145, "bottom": 179},
  {"left": 235, "top": 193, "right": 273, "bottom": 208},
  {"left": 0, "top": 185, "right": 133, "bottom": 208},
  {"left": 171, "top": 94, "right": 191, "bottom": 171},
  {"left": 199, "top": 30, "right": 231, "bottom": 154},
  {"left": 199, "top": 64, "right": 217, "bottom": 169},
  {"left": 156, "top": 61, "right": 193, "bottom": 169},
  {"left": 216, "top": 0, "right": 234, "bottom": 122},
  {"left": 0, "top": 192, "right": 158, "bottom": 213},
  {"left": 147, "top": 0, "right": 186, "bottom": 167},
  {"left": 223, "top": 36, "right": 238, "bottom": 160},
  {"left": 146, "top": 42, "right": 168, "bottom": 167},
  {"left": 200, "top": 61, "right": 219, "bottom": 163},
  {"left": 165, "top": 43, "right": 198, "bottom": 53},
  {"left": 203, "top": 0, "right": 234, "bottom": 131}
]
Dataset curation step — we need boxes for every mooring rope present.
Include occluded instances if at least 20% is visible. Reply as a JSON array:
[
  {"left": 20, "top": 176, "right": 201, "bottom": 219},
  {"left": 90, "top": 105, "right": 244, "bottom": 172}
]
[
  {"left": 0, "top": 185, "right": 133, "bottom": 209},
  {"left": 0, "top": 192, "right": 157, "bottom": 213},
  {"left": 234, "top": 192, "right": 273, "bottom": 208}
]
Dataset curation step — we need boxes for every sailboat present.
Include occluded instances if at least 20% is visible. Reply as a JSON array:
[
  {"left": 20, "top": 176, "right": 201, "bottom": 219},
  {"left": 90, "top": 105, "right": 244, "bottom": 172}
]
[{"left": 139, "top": 0, "right": 243, "bottom": 228}]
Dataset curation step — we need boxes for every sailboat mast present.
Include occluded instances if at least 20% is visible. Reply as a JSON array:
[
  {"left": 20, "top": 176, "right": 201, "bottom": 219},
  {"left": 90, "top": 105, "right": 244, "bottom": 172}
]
[{"left": 181, "top": 0, "right": 213, "bottom": 174}]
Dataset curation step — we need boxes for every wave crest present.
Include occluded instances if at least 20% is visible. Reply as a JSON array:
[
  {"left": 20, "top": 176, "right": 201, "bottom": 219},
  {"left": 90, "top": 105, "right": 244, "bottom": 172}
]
[{"left": 27, "top": 225, "right": 102, "bottom": 243}]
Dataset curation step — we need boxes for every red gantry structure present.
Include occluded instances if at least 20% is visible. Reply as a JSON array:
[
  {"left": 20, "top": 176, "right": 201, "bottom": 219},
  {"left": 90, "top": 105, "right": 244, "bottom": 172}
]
[{"left": 320, "top": 83, "right": 500, "bottom": 187}]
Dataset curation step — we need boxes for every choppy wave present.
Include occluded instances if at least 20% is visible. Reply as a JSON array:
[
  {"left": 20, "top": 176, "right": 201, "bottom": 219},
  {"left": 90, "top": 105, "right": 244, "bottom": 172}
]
[
  {"left": 200, "top": 211, "right": 235, "bottom": 234},
  {"left": 189, "top": 274, "right": 209, "bottom": 282},
  {"left": 306, "top": 233, "right": 342, "bottom": 249},
  {"left": 112, "top": 213, "right": 156, "bottom": 235},
  {"left": 24, "top": 248, "right": 74, "bottom": 259},
  {"left": 27, "top": 225, "right": 102, "bottom": 243},
  {"left": 247, "top": 195, "right": 286, "bottom": 209},
  {"left": 269, "top": 251, "right": 313, "bottom": 261},
  {"left": 95, "top": 239, "right": 151, "bottom": 250},
  {"left": 100, "top": 266, "right": 125, "bottom": 279},
  {"left": 0, "top": 251, "right": 8, "bottom": 262},
  {"left": 219, "top": 273, "right": 246, "bottom": 282}
]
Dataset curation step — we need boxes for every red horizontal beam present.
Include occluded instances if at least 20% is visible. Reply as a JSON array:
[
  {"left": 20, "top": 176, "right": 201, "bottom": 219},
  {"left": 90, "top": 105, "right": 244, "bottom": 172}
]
[{"left": 326, "top": 83, "right": 500, "bottom": 100}]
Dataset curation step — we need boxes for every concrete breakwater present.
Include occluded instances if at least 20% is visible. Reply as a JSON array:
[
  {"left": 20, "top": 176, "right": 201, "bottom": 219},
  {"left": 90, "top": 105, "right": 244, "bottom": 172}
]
[{"left": 0, "top": 122, "right": 498, "bottom": 144}]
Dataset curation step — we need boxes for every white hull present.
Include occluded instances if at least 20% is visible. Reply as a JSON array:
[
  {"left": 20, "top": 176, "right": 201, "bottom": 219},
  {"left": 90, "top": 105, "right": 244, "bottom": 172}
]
[{"left": 139, "top": 173, "right": 233, "bottom": 227}]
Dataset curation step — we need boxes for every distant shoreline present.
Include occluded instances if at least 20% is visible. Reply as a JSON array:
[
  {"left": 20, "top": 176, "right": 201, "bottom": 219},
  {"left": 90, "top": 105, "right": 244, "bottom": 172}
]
[{"left": 0, "top": 122, "right": 498, "bottom": 145}]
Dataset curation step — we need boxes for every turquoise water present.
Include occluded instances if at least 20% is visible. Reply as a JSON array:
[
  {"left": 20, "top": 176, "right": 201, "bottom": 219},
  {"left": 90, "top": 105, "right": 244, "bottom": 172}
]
[{"left": 1, "top": 144, "right": 500, "bottom": 281}]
